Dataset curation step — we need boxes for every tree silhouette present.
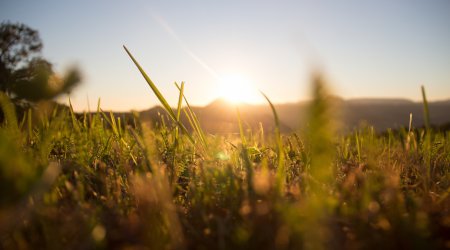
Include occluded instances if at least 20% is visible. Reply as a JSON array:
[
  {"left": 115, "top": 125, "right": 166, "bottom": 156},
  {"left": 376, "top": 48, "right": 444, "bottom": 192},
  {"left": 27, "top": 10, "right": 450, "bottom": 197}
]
[{"left": 0, "top": 21, "right": 80, "bottom": 102}]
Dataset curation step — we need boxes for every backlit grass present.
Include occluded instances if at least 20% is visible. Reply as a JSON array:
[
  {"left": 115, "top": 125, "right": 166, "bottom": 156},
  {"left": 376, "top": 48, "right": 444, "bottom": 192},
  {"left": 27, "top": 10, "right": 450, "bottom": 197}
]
[{"left": 0, "top": 49, "right": 448, "bottom": 249}]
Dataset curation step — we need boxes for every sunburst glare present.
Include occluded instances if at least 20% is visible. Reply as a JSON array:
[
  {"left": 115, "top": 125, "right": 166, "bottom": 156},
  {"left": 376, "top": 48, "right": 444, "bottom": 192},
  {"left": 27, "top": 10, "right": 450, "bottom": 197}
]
[{"left": 217, "top": 74, "right": 261, "bottom": 104}]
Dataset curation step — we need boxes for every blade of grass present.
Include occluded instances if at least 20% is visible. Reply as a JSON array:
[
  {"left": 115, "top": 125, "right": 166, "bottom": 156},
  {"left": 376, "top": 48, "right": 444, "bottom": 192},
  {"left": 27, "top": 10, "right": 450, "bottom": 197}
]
[
  {"left": 356, "top": 130, "right": 361, "bottom": 163},
  {"left": 175, "top": 82, "right": 207, "bottom": 147},
  {"left": 124, "top": 45, "right": 194, "bottom": 144},
  {"left": 109, "top": 111, "right": 119, "bottom": 137},
  {"left": 19, "top": 110, "right": 27, "bottom": 130},
  {"left": 261, "top": 91, "right": 285, "bottom": 193},
  {"left": 175, "top": 81, "right": 185, "bottom": 141},
  {"left": 169, "top": 81, "right": 185, "bottom": 173},
  {"left": 236, "top": 107, "right": 247, "bottom": 146},
  {"left": 124, "top": 46, "right": 175, "bottom": 118},
  {"left": 302, "top": 73, "right": 336, "bottom": 249},
  {"left": 27, "top": 108, "right": 33, "bottom": 140},
  {"left": 68, "top": 97, "right": 80, "bottom": 132},
  {"left": 236, "top": 107, "right": 253, "bottom": 195},
  {"left": 421, "top": 85, "right": 431, "bottom": 191},
  {"left": 421, "top": 85, "right": 430, "bottom": 131}
]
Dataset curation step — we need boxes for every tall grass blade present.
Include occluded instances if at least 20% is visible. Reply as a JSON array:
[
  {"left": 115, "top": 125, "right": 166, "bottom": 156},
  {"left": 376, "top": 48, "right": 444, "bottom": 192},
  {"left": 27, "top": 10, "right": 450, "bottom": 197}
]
[
  {"left": 109, "top": 111, "right": 119, "bottom": 137},
  {"left": 124, "top": 45, "right": 194, "bottom": 144},
  {"left": 408, "top": 113, "right": 413, "bottom": 133},
  {"left": 355, "top": 131, "right": 361, "bottom": 163},
  {"left": 236, "top": 107, "right": 253, "bottom": 194},
  {"left": 302, "top": 74, "right": 336, "bottom": 249},
  {"left": 307, "top": 75, "right": 335, "bottom": 187},
  {"left": 175, "top": 82, "right": 207, "bottom": 147},
  {"left": 123, "top": 46, "right": 175, "bottom": 118},
  {"left": 175, "top": 81, "right": 185, "bottom": 141},
  {"left": 27, "top": 108, "right": 33, "bottom": 139},
  {"left": 19, "top": 111, "right": 27, "bottom": 130},
  {"left": 421, "top": 85, "right": 430, "bottom": 131},
  {"left": 421, "top": 85, "right": 431, "bottom": 191},
  {"left": 68, "top": 97, "right": 80, "bottom": 132},
  {"left": 236, "top": 107, "right": 247, "bottom": 146},
  {"left": 261, "top": 91, "right": 285, "bottom": 193}
]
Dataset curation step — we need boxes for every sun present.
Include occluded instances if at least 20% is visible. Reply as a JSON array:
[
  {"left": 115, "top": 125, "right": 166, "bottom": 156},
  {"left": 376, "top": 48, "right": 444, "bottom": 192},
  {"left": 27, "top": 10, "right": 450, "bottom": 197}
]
[{"left": 217, "top": 74, "right": 260, "bottom": 104}]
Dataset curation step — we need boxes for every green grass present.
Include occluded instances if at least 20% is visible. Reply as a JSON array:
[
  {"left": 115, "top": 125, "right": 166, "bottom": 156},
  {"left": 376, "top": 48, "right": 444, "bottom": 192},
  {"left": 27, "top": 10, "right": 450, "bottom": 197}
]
[{"left": 0, "top": 50, "right": 449, "bottom": 249}]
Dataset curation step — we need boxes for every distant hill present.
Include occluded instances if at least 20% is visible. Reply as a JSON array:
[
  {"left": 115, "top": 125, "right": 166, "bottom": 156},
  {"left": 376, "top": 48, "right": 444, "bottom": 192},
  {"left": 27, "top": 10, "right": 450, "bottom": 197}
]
[
  {"left": 140, "top": 99, "right": 291, "bottom": 135},
  {"left": 138, "top": 98, "right": 450, "bottom": 134},
  {"left": 339, "top": 98, "right": 450, "bottom": 131}
]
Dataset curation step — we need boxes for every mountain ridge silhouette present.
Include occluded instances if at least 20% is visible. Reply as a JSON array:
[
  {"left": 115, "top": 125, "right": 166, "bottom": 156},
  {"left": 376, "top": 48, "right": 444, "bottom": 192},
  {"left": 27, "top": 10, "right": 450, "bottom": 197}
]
[{"left": 138, "top": 97, "right": 450, "bottom": 133}]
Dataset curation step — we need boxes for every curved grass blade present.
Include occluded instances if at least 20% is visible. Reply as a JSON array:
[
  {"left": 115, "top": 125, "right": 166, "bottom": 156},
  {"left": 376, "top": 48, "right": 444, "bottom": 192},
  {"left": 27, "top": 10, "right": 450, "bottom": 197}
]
[
  {"left": 260, "top": 91, "right": 285, "bottom": 193},
  {"left": 124, "top": 46, "right": 175, "bottom": 118},
  {"left": 124, "top": 45, "right": 194, "bottom": 144},
  {"left": 68, "top": 97, "right": 81, "bottom": 132},
  {"left": 175, "top": 81, "right": 185, "bottom": 140},
  {"left": 175, "top": 82, "right": 207, "bottom": 147}
]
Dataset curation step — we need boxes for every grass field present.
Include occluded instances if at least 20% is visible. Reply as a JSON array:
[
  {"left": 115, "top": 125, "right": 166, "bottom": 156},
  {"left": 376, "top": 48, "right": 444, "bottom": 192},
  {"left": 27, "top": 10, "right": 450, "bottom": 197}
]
[{"left": 0, "top": 49, "right": 449, "bottom": 249}]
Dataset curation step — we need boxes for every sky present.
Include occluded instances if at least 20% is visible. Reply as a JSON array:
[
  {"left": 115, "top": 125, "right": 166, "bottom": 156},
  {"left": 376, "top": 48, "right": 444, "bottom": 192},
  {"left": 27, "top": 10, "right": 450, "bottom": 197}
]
[{"left": 1, "top": 0, "right": 450, "bottom": 111}]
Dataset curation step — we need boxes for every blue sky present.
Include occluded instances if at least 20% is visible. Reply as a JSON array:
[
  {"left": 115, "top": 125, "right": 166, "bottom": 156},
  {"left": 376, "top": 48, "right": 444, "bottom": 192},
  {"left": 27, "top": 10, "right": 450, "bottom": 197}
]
[{"left": 1, "top": 0, "right": 450, "bottom": 111}]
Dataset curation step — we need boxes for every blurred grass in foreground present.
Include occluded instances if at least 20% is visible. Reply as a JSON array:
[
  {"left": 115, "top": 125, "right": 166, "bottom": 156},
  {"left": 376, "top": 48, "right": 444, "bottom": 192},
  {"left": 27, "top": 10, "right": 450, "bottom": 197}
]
[{"left": 0, "top": 49, "right": 449, "bottom": 249}]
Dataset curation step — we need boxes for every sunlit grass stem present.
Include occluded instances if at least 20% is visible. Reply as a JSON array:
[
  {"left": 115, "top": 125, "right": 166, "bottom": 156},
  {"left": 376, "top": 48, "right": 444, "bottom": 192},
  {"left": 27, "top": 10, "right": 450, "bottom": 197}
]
[
  {"left": 261, "top": 91, "right": 285, "bottom": 194},
  {"left": 123, "top": 45, "right": 194, "bottom": 144}
]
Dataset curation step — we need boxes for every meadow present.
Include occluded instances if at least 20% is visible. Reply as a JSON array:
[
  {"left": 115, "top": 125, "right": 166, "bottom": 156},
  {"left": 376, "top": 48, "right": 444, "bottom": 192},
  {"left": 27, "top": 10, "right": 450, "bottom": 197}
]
[{"left": 0, "top": 47, "right": 449, "bottom": 249}]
